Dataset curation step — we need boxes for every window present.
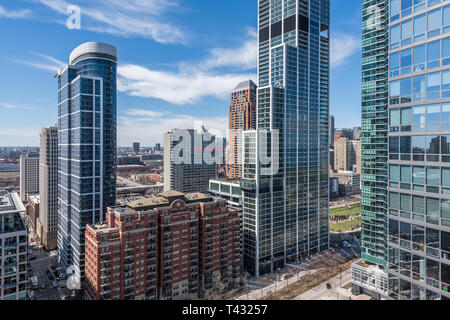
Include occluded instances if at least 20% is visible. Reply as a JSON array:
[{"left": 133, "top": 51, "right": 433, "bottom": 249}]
[
  {"left": 390, "top": 136, "right": 400, "bottom": 154},
  {"left": 401, "top": 78, "right": 412, "bottom": 102},
  {"left": 401, "top": 194, "right": 411, "bottom": 211},
  {"left": 427, "top": 104, "right": 441, "bottom": 130},
  {"left": 390, "top": 192, "right": 399, "bottom": 209},
  {"left": 391, "top": 0, "right": 401, "bottom": 16},
  {"left": 390, "top": 80, "right": 400, "bottom": 97},
  {"left": 428, "top": 10, "right": 441, "bottom": 39},
  {"left": 390, "top": 109, "right": 400, "bottom": 127},
  {"left": 390, "top": 51, "right": 400, "bottom": 77},
  {"left": 444, "top": 5, "right": 450, "bottom": 27},
  {"left": 401, "top": 48, "right": 412, "bottom": 68},
  {"left": 401, "top": 107, "right": 412, "bottom": 128},
  {"left": 412, "top": 136, "right": 426, "bottom": 154},
  {"left": 391, "top": 24, "right": 401, "bottom": 46},
  {"left": 413, "top": 45, "right": 426, "bottom": 72},
  {"left": 443, "top": 70, "right": 450, "bottom": 98},
  {"left": 427, "top": 72, "right": 441, "bottom": 99},
  {"left": 426, "top": 198, "right": 440, "bottom": 219},
  {"left": 414, "top": 14, "right": 426, "bottom": 41},
  {"left": 401, "top": 165, "right": 411, "bottom": 182},
  {"left": 390, "top": 165, "right": 400, "bottom": 181},
  {"left": 412, "top": 196, "right": 425, "bottom": 214},
  {"left": 413, "top": 106, "right": 426, "bottom": 130},
  {"left": 427, "top": 40, "right": 441, "bottom": 68},
  {"left": 402, "top": 19, "right": 413, "bottom": 44},
  {"left": 427, "top": 167, "right": 440, "bottom": 186}
]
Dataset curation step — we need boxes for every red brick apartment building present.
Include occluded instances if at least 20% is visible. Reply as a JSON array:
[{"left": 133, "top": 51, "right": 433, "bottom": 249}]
[{"left": 85, "top": 190, "right": 241, "bottom": 300}]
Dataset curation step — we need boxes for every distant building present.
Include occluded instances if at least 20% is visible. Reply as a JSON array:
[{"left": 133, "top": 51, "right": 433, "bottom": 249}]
[
  {"left": 164, "top": 129, "right": 218, "bottom": 193},
  {"left": 155, "top": 143, "right": 161, "bottom": 152},
  {"left": 133, "top": 142, "right": 140, "bottom": 155},
  {"left": 352, "top": 127, "right": 362, "bottom": 140},
  {"left": 329, "top": 115, "right": 335, "bottom": 147},
  {"left": 227, "top": 80, "right": 257, "bottom": 179},
  {"left": 0, "top": 190, "right": 28, "bottom": 300},
  {"left": 27, "top": 195, "right": 40, "bottom": 232},
  {"left": 334, "top": 129, "right": 353, "bottom": 142},
  {"left": 329, "top": 177, "right": 339, "bottom": 199},
  {"left": 334, "top": 138, "right": 361, "bottom": 173},
  {"left": 331, "top": 171, "right": 361, "bottom": 196},
  {"left": 19, "top": 152, "right": 39, "bottom": 202},
  {"left": 85, "top": 191, "right": 241, "bottom": 300},
  {"left": 38, "top": 126, "right": 58, "bottom": 251}
]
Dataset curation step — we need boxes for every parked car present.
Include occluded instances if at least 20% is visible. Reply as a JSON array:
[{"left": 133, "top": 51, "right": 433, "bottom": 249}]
[
  {"left": 326, "top": 283, "right": 332, "bottom": 290},
  {"left": 41, "top": 282, "right": 46, "bottom": 289},
  {"left": 343, "top": 240, "right": 352, "bottom": 248}
]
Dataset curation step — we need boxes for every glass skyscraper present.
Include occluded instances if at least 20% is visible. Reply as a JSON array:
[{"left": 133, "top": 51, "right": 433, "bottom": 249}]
[
  {"left": 57, "top": 42, "right": 117, "bottom": 280},
  {"left": 357, "top": 0, "right": 450, "bottom": 300},
  {"left": 241, "top": 0, "right": 330, "bottom": 277}
]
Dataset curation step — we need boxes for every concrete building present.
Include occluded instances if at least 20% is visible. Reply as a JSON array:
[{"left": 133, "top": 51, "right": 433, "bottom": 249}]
[
  {"left": 334, "top": 138, "right": 361, "bottom": 173},
  {"left": 26, "top": 195, "right": 39, "bottom": 233},
  {"left": 164, "top": 129, "right": 218, "bottom": 193},
  {"left": 38, "top": 126, "right": 58, "bottom": 251},
  {"left": 19, "top": 152, "right": 39, "bottom": 202},
  {"left": 240, "top": 0, "right": 330, "bottom": 277},
  {"left": 0, "top": 190, "right": 28, "bottom": 300},
  {"left": 331, "top": 171, "right": 361, "bottom": 196},
  {"left": 227, "top": 80, "right": 257, "bottom": 179},
  {"left": 57, "top": 42, "right": 118, "bottom": 280},
  {"left": 84, "top": 191, "right": 241, "bottom": 300},
  {"left": 334, "top": 129, "right": 353, "bottom": 142}
]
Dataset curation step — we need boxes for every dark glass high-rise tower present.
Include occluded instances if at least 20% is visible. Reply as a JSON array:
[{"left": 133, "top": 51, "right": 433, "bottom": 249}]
[
  {"left": 57, "top": 42, "right": 117, "bottom": 279},
  {"left": 241, "top": 0, "right": 330, "bottom": 277}
]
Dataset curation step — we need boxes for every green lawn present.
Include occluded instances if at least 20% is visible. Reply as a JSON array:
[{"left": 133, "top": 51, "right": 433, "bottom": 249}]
[
  {"left": 0, "top": 172, "right": 19, "bottom": 179},
  {"left": 330, "top": 217, "right": 361, "bottom": 233},
  {"left": 330, "top": 204, "right": 361, "bottom": 218}
]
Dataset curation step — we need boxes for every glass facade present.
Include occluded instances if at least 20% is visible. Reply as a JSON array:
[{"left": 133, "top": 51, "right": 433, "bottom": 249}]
[
  {"left": 360, "top": 0, "right": 450, "bottom": 299},
  {"left": 57, "top": 43, "right": 117, "bottom": 280},
  {"left": 387, "top": 0, "right": 450, "bottom": 300},
  {"left": 241, "top": 0, "right": 330, "bottom": 277}
]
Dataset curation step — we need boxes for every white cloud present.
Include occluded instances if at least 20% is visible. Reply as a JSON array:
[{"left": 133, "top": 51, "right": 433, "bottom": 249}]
[
  {"left": 37, "top": 0, "right": 185, "bottom": 44},
  {"left": 118, "top": 64, "right": 255, "bottom": 105},
  {"left": 118, "top": 109, "right": 228, "bottom": 146},
  {"left": 0, "top": 5, "right": 31, "bottom": 18},
  {"left": 330, "top": 33, "right": 360, "bottom": 68},
  {"left": 201, "top": 28, "right": 257, "bottom": 71},
  {"left": 0, "top": 103, "right": 17, "bottom": 109}
]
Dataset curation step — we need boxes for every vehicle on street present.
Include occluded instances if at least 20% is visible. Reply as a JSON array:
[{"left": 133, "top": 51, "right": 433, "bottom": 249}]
[
  {"left": 343, "top": 240, "right": 352, "bottom": 248},
  {"left": 29, "top": 255, "right": 37, "bottom": 261},
  {"left": 30, "top": 276, "right": 38, "bottom": 289},
  {"left": 326, "top": 283, "right": 332, "bottom": 290},
  {"left": 41, "top": 282, "right": 46, "bottom": 289}
]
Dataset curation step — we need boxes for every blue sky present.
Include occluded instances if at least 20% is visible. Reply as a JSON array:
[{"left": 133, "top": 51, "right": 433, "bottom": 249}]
[{"left": 0, "top": 0, "right": 362, "bottom": 147}]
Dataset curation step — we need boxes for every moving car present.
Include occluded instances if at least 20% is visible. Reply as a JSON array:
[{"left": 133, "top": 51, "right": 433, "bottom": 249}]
[{"left": 326, "top": 283, "right": 332, "bottom": 290}]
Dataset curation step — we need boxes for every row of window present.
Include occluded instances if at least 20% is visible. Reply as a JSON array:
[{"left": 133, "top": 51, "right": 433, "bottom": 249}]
[
  {"left": 390, "top": 37, "right": 450, "bottom": 77},
  {"left": 390, "top": 4, "right": 450, "bottom": 49},
  {"left": 390, "top": 103, "right": 450, "bottom": 132},
  {"left": 390, "top": 70, "right": 450, "bottom": 105},
  {"left": 390, "top": 0, "right": 443, "bottom": 22}
]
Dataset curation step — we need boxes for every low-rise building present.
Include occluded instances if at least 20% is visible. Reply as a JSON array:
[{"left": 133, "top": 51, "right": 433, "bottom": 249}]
[{"left": 85, "top": 191, "right": 241, "bottom": 300}]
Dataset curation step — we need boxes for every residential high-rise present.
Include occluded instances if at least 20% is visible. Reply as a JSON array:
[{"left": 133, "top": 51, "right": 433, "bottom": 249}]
[
  {"left": 19, "top": 152, "right": 39, "bottom": 202},
  {"left": 57, "top": 42, "right": 117, "bottom": 280},
  {"left": 354, "top": 0, "right": 450, "bottom": 300},
  {"left": 227, "top": 80, "right": 257, "bottom": 179},
  {"left": 133, "top": 142, "right": 140, "bottom": 155},
  {"left": 84, "top": 191, "right": 240, "bottom": 300},
  {"left": 334, "top": 137, "right": 361, "bottom": 173},
  {"left": 0, "top": 190, "right": 28, "bottom": 300},
  {"left": 164, "top": 128, "right": 218, "bottom": 193},
  {"left": 38, "top": 126, "right": 58, "bottom": 250},
  {"left": 240, "top": 0, "right": 330, "bottom": 277}
]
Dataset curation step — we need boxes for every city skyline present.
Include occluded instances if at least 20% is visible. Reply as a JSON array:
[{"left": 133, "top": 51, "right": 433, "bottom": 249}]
[{"left": 0, "top": 0, "right": 362, "bottom": 147}]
